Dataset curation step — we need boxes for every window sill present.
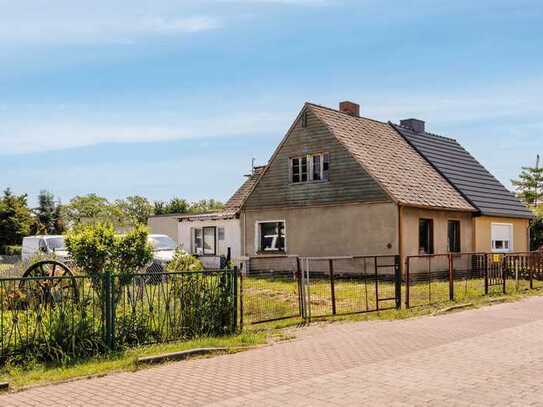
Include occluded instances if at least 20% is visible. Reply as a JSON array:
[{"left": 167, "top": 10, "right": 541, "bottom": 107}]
[
  {"left": 255, "top": 251, "right": 287, "bottom": 257},
  {"left": 289, "top": 180, "right": 329, "bottom": 186}
]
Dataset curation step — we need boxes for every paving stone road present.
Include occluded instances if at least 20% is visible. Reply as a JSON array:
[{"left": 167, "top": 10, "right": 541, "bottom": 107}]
[{"left": 3, "top": 297, "right": 543, "bottom": 406}]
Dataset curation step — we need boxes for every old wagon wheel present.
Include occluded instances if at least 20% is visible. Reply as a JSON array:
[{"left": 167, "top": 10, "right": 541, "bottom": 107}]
[{"left": 19, "top": 260, "right": 79, "bottom": 304}]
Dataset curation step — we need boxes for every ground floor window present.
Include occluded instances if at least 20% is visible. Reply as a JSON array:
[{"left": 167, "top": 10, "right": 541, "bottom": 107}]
[
  {"left": 193, "top": 226, "right": 216, "bottom": 255},
  {"left": 491, "top": 223, "right": 513, "bottom": 253},
  {"left": 419, "top": 218, "right": 434, "bottom": 255},
  {"left": 448, "top": 220, "right": 461, "bottom": 253},
  {"left": 258, "top": 221, "right": 285, "bottom": 252}
]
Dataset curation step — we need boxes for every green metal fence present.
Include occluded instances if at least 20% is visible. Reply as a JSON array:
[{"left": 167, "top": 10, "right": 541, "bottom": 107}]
[{"left": 0, "top": 269, "right": 238, "bottom": 365}]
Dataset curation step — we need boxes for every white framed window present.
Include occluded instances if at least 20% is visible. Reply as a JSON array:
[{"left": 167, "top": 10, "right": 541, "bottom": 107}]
[
  {"left": 290, "top": 153, "right": 330, "bottom": 183},
  {"left": 491, "top": 223, "right": 513, "bottom": 253},
  {"left": 192, "top": 226, "right": 216, "bottom": 255},
  {"left": 256, "top": 221, "right": 286, "bottom": 253}
]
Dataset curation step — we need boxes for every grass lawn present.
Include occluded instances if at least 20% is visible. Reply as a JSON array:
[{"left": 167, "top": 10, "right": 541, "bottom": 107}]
[
  {"left": 0, "top": 331, "right": 272, "bottom": 391},
  {"left": 0, "top": 264, "right": 14, "bottom": 274},
  {"left": 242, "top": 274, "right": 543, "bottom": 325}
]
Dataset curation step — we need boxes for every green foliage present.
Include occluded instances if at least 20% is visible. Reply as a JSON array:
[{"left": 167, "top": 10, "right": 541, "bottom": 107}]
[
  {"left": 114, "top": 196, "right": 153, "bottom": 226},
  {"left": 66, "top": 222, "right": 153, "bottom": 305},
  {"left": 0, "top": 245, "right": 21, "bottom": 256},
  {"left": 512, "top": 155, "right": 543, "bottom": 207},
  {"left": 154, "top": 197, "right": 190, "bottom": 215},
  {"left": 34, "top": 190, "right": 64, "bottom": 235},
  {"left": 0, "top": 300, "right": 106, "bottom": 366},
  {"left": 65, "top": 223, "right": 116, "bottom": 279},
  {"left": 154, "top": 197, "right": 224, "bottom": 215},
  {"left": 166, "top": 250, "right": 204, "bottom": 273},
  {"left": 531, "top": 207, "right": 543, "bottom": 250},
  {"left": 62, "top": 194, "right": 124, "bottom": 229},
  {"left": 0, "top": 189, "right": 35, "bottom": 250},
  {"left": 189, "top": 199, "right": 225, "bottom": 214}
]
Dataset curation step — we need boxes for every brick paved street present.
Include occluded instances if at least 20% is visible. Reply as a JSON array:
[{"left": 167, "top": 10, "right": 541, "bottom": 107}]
[{"left": 3, "top": 297, "right": 543, "bottom": 406}]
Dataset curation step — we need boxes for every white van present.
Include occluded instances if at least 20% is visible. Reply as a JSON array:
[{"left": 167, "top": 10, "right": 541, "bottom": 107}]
[{"left": 21, "top": 235, "right": 69, "bottom": 262}]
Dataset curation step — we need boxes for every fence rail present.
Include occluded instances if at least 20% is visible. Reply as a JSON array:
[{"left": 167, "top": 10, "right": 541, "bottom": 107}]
[
  {"left": 0, "top": 269, "right": 238, "bottom": 365},
  {"left": 405, "top": 251, "right": 543, "bottom": 308}
]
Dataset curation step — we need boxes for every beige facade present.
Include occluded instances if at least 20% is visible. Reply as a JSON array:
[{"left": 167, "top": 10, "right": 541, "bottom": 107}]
[
  {"left": 474, "top": 216, "right": 530, "bottom": 253},
  {"left": 400, "top": 206, "right": 474, "bottom": 258},
  {"left": 242, "top": 202, "right": 398, "bottom": 258}
]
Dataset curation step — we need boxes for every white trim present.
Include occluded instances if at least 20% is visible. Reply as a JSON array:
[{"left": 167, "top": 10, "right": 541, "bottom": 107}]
[
  {"left": 255, "top": 220, "right": 287, "bottom": 254},
  {"left": 491, "top": 222, "right": 513, "bottom": 253}
]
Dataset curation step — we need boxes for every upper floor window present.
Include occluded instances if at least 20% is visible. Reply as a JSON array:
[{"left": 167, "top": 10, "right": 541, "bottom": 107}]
[{"left": 290, "top": 153, "right": 330, "bottom": 183}]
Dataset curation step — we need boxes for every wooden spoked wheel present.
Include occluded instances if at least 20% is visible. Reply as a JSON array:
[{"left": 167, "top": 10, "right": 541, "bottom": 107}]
[{"left": 19, "top": 260, "right": 79, "bottom": 304}]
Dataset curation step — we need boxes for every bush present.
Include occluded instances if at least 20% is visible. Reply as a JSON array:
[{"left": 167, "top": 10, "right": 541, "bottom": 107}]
[
  {"left": 166, "top": 250, "right": 204, "bottom": 273},
  {"left": 0, "top": 245, "right": 21, "bottom": 256}
]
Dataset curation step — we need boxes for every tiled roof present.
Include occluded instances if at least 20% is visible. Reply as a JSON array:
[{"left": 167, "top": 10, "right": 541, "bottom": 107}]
[
  {"left": 393, "top": 124, "right": 533, "bottom": 219},
  {"left": 308, "top": 104, "right": 475, "bottom": 211},
  {"left": 179, "top": 166, "right": 266, "bottom": 221},
  {"left": 224, "top": 166, "right": 266, "bottom": 213}
]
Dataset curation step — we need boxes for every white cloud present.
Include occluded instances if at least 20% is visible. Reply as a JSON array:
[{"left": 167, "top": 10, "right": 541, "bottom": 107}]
[{"left": 0, "top": 110, "right": 289, "bottom": 155}]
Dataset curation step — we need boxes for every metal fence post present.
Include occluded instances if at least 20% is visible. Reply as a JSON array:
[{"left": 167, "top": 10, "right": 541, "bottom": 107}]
[
  {"left": 232, "top": 266, "right": 238, "bottom": 333},
  {"left": 394, "top": 255, "right": 401, "bottom": 310},
  {"left": 502, "top": 256, "right": 507, "bottom": 294},
  {"left": 530, "top": 253, "right": 534, "bottom": 289},
  {"left": 405, "top": 257, "right": 410, "bottom": 309},
  {"left": 484, "top": 254, "right": 489, "bottom": 295},
  {"left": 103, "top": 270, "right": 114, "bottom": 349},
  {"left": 329, "top": 259, "right": 337, "bottom": 315},
  {"left": 238, "top": 264, "right": 244, "bottom": 331},
  {"left": 296, "top": 257, "right": 305, "bottom": 320},
  {"left": 448, "top": 254, "right": 454, "bottom": 301}
]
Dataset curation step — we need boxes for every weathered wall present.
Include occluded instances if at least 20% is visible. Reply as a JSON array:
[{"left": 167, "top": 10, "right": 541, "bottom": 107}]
[
  {"left": 242, "top": 202, "right": 398, "bottom": 258},
  {"left": 474, "top": 216, "right": 530, "bottom": 253},
  {"left": 243, "top": 107, "right": 391, "bottom": 210},
  {"left": 147, "top": 215, "right": 180, "bottom": 242}
]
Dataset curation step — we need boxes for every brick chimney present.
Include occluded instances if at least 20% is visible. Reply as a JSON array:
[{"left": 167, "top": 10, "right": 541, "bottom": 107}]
[
  {"left": 339, "top": 101, "right": 360, "bottom": 117},
  {"left": 400, "top": 118, "right": 425, "bottom": 133}
]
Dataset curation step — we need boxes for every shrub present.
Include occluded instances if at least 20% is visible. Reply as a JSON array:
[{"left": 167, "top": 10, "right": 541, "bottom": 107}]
[
  {"left": 1, "top": 245, "right": 21, "bottom": 256},
  {"left": 166, "top": 250, "right": 204, "bottom": 273}
]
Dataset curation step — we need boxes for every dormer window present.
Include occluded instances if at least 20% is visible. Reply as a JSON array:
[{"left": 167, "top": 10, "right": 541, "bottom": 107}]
[{"left": 290, "top": 153, "right": 330, "bottom": 183}]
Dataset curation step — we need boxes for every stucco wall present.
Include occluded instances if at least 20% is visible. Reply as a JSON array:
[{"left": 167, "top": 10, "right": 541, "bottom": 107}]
[
  {"left": 178, "top": 218, "right": 241, "bottom": 260},
  {"left": 147, "top": 215, "right": 180, "bottom": 242},
  {"left": 401, "top": 207, "right": 474, "bottom": 256},
  {"left": 474, "top": 216, "right": 530, "bottom": 253},
  {"left": 242, "top": 202, "right": 398, "bottom": 258}
]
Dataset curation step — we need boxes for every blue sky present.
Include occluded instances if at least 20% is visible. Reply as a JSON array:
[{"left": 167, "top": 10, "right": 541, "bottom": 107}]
[{"left": 0, "top": 0, "right": 542, "bottom": 206}]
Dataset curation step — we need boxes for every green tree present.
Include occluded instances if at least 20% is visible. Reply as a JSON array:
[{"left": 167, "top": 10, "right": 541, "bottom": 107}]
[
  {"left": 115, "top": 195, "right": 154, "bottom": 226},
  {"left": 154, "top": 197, "right": 190, "bottom": 215},
  {"left": 34, "top": 190, "right": 64, "bottom": 234},
  {"left": 512, "top": 155, "right": 543, "bottom": 207},
  {"left": 0, "top": 189, "right": 35, "bottom": 250},
  {"left": 62, "top": 194, "right": 123, "bottom": 228},
  {"left": 532, "top": 206, "right": 543, "bottom": 250},
  {"left": 189, "top": 199, "right": 224, "bottom": 214}
]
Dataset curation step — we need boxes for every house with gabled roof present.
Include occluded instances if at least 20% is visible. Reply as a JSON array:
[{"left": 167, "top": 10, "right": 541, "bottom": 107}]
[{"left": 238, "top": 101, "right": 533, "bottom": 267}]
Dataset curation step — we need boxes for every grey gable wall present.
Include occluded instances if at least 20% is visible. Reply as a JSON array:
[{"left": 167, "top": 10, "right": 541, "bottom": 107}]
[{"left": 243, "top": 107, "right": 391, "bottom": 210}]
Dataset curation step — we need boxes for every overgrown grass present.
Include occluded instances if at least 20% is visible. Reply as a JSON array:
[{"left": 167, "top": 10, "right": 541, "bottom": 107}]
[
  {"left": 0, "top": 331, "right": 269, "bottom": 390},
  {"left": 242, "top": 275, "right": 543, "bottom": 327}
]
